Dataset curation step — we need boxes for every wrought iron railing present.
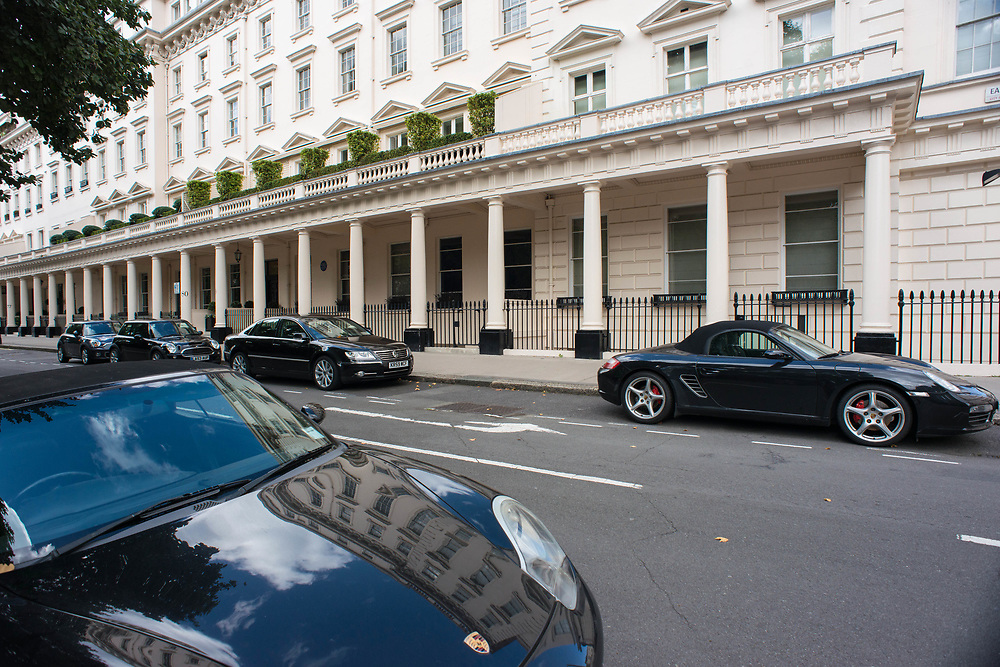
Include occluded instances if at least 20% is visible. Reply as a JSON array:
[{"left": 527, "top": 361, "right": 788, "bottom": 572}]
[
  {"left": 607, "top": 295, "right": 705, "bottom": 352},
  {"left": 364, "top": 302, "right": 410, "bottom": 341},
  {"left": 428, "top": 299, "right": 486, "bottom": 347},
  {"left": 505, "top": 299, "right": 581, "bottom": 351},
  {"left": 734, "top": 289, "right": 855, "bottom": 352},
  {"left": 897, "top": 289, "right": 999, "bottom": 364}
]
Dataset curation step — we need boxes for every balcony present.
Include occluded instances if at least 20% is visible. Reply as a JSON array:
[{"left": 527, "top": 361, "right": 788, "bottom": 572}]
[
  {"left": 35, "top": 203, "right": 42, "bottom": 211},
  {"left": 49, "top": 192, "right": 57, "bottom": 201},
  {"left": 64, "top": 186, "right": 73, "bottom": 195},
  {"left": 80, "top": 179, "right": 89, "bottom": 189}
]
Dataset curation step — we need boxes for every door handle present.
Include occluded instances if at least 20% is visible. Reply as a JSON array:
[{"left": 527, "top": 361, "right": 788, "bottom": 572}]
[{"left": 701, "top": 368, "right": 722, "bottom": 375}]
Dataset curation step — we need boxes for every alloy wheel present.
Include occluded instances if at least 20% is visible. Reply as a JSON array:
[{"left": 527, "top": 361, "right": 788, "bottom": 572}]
[
  {"left": 840, "top": 387, "right": 909, "bottom": 446},
  {"left": 623, "top": 373, "right": 672, "bottom": 423},
  {"left": 313, "top": 357, "right": 338, "bottom": 390}
]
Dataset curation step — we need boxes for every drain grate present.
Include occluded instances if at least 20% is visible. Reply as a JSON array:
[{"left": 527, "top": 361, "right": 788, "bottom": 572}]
[{"left": 434, "top": 402, "right": 524, "bottom": 417}]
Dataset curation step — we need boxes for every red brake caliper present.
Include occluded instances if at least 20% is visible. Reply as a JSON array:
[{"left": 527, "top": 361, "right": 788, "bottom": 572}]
[{"left": 851, "top": 398, "right": 866, "bottom": 427}]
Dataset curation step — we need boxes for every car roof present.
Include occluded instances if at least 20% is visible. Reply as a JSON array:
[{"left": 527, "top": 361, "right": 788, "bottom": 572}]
[
  {"left": 0, "top": 360, "right": 216, "bottom": 409},
  {"left": 675, "top": 319, "right": 785, "bottom": 353}
]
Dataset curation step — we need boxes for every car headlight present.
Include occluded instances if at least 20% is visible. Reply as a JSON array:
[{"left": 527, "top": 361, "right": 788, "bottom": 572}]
[
  {"left": 344, "top": 350, "right": 379, "bottom": 362},
  {"left": 164, "top": 342, "right": 178, "bottom": 353},
  {"left": 924, "top": 371, "right": 961, "bottom": 393},
  {"left": 208, "top": 339, "right": 220, "bottom": 350},
  {"left": 493, "top": 496, "right": 578, "bottom": 610}
]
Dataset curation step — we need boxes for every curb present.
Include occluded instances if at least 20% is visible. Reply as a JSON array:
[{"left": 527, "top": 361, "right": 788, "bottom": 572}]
[{"left": 408, "top": 374, "right": 599, "bottom": 396}]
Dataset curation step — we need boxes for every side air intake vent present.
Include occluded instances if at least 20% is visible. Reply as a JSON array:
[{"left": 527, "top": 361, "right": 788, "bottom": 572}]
[{"left": 680, "top": 373, "right": 707, "bottom": 398}]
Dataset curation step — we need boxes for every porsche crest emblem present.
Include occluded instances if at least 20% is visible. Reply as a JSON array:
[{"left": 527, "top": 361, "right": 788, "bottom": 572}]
[{"left": 464, "top": 631, "right": 490, "bottom": 654}]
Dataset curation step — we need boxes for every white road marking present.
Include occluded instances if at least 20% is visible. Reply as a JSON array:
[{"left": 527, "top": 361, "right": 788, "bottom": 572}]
[
  {"left": 324, "top": 393, "right": 347, "bottom": 399},
  {"left": 647, "top": 430, "right": 700, "bottom": 438},
  {"left": 325, "top": 405, "right": 565, "bottom": 435},
  {"left": 958, "top": 534, "right": 1000, "bottom": 548},
  {"left": 334, "top": 433, "right": 642, "bottom": 489},
  {"left": 368, "top": 399, "right": 397, "bottom": 405},
  {"left": 367, "top": 395, "right": 400, "bottom": 402},
  {"left": 882, "top": 454, "right": 960, "bottom": 465},
  {"left": 753, "top": 440, "right": 811, "bottom": 449},
  {"left": 608, "top": 422, "right": 632, "bottom": 427},
  {"left": 537, "top": 415, "right": 567, "bottom": 421},
  {"left": 283, "top": 390, "right": 302, "bottom": 394},
  {"left": 559, "top": 421, "right": 602, "bottom": 428}
]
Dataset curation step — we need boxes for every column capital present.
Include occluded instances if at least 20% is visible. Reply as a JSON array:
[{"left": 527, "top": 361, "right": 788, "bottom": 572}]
[
  {"left": 484, "top": 195, "right": 504, "bottom": 205},
  {"left": 861, "top": 135, "right": 895, "bottom": 154},
  {"left": 297, "top": 228, "right": 311, "bottom": 236},
  {"left": 580, "top": 180, "right": 602, "bottom": 192},
  {"left": 703, "top": 161, "right": 730, "bottom": 175},
  {"left": 407, "top": 207, "right": 425, "bottom": 215}
]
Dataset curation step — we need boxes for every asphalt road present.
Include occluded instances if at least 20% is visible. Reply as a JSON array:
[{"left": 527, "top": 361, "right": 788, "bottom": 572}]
[{"left": 4, "top": 349, "right": 1000, "bottom": 666}]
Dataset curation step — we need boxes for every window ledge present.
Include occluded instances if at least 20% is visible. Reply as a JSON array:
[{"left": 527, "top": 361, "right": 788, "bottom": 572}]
[
  {"left": 96, "top": 179, "right": 108, "bottom": 186},
  {"left": 432, "top": 50, "right": 468, "bottom": 70},
  {"left": 255, "top": 46, "right": 274, "bottom": 60},
  {"left": 168, "top": 157, "right": 183, "bottom": 166},
  {"left": 223, "top": 63, "right": 240, "bottom": 76},
  {"left": 333, "top": 90, "right": 359, "bottom": 105},
  {"left": 194, "top": 147, "right": 211, "bottom": 156},
  {"left": 333, "top": 3, "right": 358, "bottom": 20},
  {"left": 136, "top": 163, "right": 148, "bottom": 171},
  {"left": 222, "top": 134, "right": 242, "bottom": 146},
  {"left": 290, "top": 106, "right": 315, "bottom": 120},
  {"left": 113, "top": 171, "right": 126, "bottom": 179},
  {"left": 380, "top": 70, "right": 412, "bottom": 88},
  {"left": 291, "top": 26, "right": 314, "bottom": 42},
  {"left": 491, "top": 27, "right": 529, "bottom": 49},
  {"left": 255, "top": 122, "right": 275, "bottom": 134},
  {"left": 169, "top": 92, "right": 184, "bottom": 104},
  {"left": 194, "top": 79, "right": 211, "bottom": 90}
]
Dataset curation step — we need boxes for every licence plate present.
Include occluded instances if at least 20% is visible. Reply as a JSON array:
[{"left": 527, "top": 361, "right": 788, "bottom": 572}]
[
  {"left": 388, "top": 360, "right": 408, "bottom": 369},
  {"left": 191, "top": 355, "right": 209, "bottom": 362}
]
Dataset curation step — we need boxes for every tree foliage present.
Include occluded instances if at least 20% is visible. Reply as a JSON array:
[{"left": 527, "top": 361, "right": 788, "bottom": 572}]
[{"left": 0, "top": 0, "right": 154, "bottom": 199}]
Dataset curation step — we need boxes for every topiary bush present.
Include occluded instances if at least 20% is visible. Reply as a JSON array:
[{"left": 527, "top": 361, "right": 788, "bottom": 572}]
[
  {"left": 62, "top": 229, "right": 83, "bottom": 240},
  {"left": 427, "top": 131, "right": 473, "bottom": 150},
  {"left": 347, "top": 130, "right": 379, "bottom": 161},
  {"left": 468, "top": 91, "right": 497, "bottom": 136},
  {"left": 405, "top": 112, "right": 441, "bottom": 151},
  {"left": 48, "top": 233, "right": 65, "bottom": 244},
  {"left": 172, "top": 198, "right": 182, "bottom": 212},
  {"left": 300, "top": 148, "right": 329, "bottom": 178},
  {"left": 186, "top": 180, "right": 212, "bottom": 210},
  {"left": 152, "top": 206, "right": 176, "bottom": 218},
  {"left": 216, "top": 170, "right": 244, "bottom": 199},
  {"left": 129, "top": 213, "right": 150, "bottom": 225},
  {"left": 82, "top": 225, "right": 102, "bottom": 237},
  {"left": 252, "top": 159, "right": 283, "bottom": 190},
  {"left": 103, "top": 219, "right": 125, "bottom": 230}
]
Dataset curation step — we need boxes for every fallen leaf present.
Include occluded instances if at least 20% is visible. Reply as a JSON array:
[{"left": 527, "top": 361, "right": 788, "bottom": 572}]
[
  {"left": 469, "top": 438, "right": 476, "bottom": 441},
  {"left": 824, "top": 498, "right": 832, "bottom": 502},
  {"left": 715, "top": 537, "right": 729, "bottom": 542}
]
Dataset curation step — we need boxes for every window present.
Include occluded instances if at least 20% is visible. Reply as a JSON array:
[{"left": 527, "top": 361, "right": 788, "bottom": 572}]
[
  {"left": 389, "top": 25, "right": 407, "bottom": 76},
  {"left": 259, "top": 14, "right": 272, "bottom": 50},
  {"left": 340, "top": 46, "right": 356, "bottom": 94},
  {"left": 407, "top": 509, "right": 434, "bottom": 535},
  {"left": 957, "top": 0, "right": 1000, "bottom": 75},
  {"left": 437, "top": 538, "right": 461, "bottom": 560},
  {"left": 35, "top": 182, "right": 43, "bottom": 205},
  {"left": 226, "top": 34, "right": 238, "bottom": 68},
  {"left": 442, "top": 2, "right": 462, "bottom": 56},
  {"left": 781, "top": 5, "right": 833, "bottom": 67},
  {"left": 390, "top": 242, "right": 410, "bottom": 299},
  {"left": 342, "top": 476, "right": 357, "bottom": 498},
  {"left": 136, "top": 129, "right": 146, "bottom": 165},
  {"left": 226, "top": 98, "right": 239, "bottom": 138},
  {"left": 439, "top": 237, "right": 462, "bottom": 304},
  {"left": 172, "top": 66, "right": 182, "bottom": 96},
  {"left": 339, "top": 148, "right": 350, "bottom": 163},
  {"left": 666, "top": 41, "right": 708, "bottom": 94},
  {"left": 339, "top": 249, "right": 350, "bottom": 302},
  {"left": 338, "top": 505, "right": 353, "bottom": 523},
  {"left": 259, "top": 82, "right": 272, "bottom": 125},
  {"left": 500, "top": 595, "right": 527, "bottom": 618},
  {"left": 98, "top": 149, "right": 107, "bottom": 180},
  {"left": 571, "top": 216, "right": 608, "bottom": 297},
  {"left": 784, "top": 191, "right": 839, "bottom": 290},
  {"left": 171, "top": 1, "right": 180, "bottom": 21},
  {"left": 172, "top": 123, "right": 183, "bottom": 159},
  {"left": 297, "top": 66, "right": 311, "bottom": 110},
  {"left": 297, "top": 0, "right": 311, "bottom": 31},
  {"left": 368, "top": 522, "right": 384, "bottom": 539},
  {"left": 388, "top": 132, "right": 408, "bottom": 150},
  {"left": 200, "top": 267, "right": 212, "bottom": 308},
  {"left": 397, "top": 540, "right": 413, "bottom": 556},
  {"left": 572, "top": 68, "right": 606, "bottom": 114},
  {"left": 50, "top": 170, "right": 58, "bottom": 199},
  {"left": 442, "top": 116, "right": 464, "bottom": 135},
  {"left": 342, "top": 0, "right": 355, "bottom": 7},
  {"left": 504, "top": 229, "right": 531, "bottom": 299},
  {"left": 374, "top": 494, "right": 394, "bottom": 516},
  {"left": 229, "top": 263, "right": 241, "bottom": 307},
  {"left": 666, "top": 205, "right": 707, "bottom": 294},
  {"left": 502, "top": 0, "right": 526, "bottom": 35},
  {"left": 64, "top": 165, "right": 73, "bottom": 194},
  {"left": 116, "top": 139, "right": 126, "bottom": 174},
  {"left": 198, "top": 51, "right": 209, "bottom": 82},
  {"left": 708, "top": 330, "right": 781, "bottom": 358},
  {"left": 198, "top": 111, "right": 209, "bottom": 149},
  {"left": 33, "top": 144, "right": 41, "bottom": 166}
]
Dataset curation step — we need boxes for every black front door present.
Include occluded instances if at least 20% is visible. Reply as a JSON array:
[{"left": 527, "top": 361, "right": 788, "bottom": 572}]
[{"left": 265, "top": 259, "right": 279, "bottom": 309}]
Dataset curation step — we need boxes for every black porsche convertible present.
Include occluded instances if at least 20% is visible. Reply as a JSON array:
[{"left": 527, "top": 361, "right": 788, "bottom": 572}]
[{"left": 598, "top": 320, "right": 997, "bottom": 446}]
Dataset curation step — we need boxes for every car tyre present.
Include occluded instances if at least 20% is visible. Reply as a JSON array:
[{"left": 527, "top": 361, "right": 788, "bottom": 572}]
[
  {"left": 621, "top": 371, "right": 673, "bottom": 424},
  {"left": 313, "top": 356, "right": 341, "bottom": 390},
  {"left": 836, "top": 384, "right": 912, "bottom": 447},
  {"left": 231, "top": 351, "right": 254, "bottom": 377},
  {"left": 109, "top": 347, "right": 121, "bottom": 363},
  {"left": 80, "top": 346, "right": 92, "bottom": 365},
  {"left": 56, "top": 344, "right": 68, "bottom": 363},
  {"left": 151, "top": 350, "right": 163, "bottom": 361}
]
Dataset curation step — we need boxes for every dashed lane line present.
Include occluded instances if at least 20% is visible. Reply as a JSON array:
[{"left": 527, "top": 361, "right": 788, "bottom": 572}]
[
  {"left": 647, "top": 430, "right": 700, "bottom": 438},
  {"left": 883, "top": 453, "right": 960, "bottom": 465},
  {"left": 753, "top": 440, "right": 812, "bottom": 449},
  {"left": 958, "top": 534, "right": 1000, "bottom": 548},
  {"left": 325, "top": 405, "right": 565, "bottom": 436}
]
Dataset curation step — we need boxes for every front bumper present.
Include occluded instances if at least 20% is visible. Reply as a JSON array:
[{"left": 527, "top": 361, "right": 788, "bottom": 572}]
[
  {"left": 165, "top": 349, "right": 221, "bottom": 363},
  {"left": 341, "top": 357, "right": 413, "bottom": 383},
  {"left": 523, "top": 576, "right": 603, "bottom": 666},
  {"left": 910, "top": 387, "right": 998, "bottom": 437}
]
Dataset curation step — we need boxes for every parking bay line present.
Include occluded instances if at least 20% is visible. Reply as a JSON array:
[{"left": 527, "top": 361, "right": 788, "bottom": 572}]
[
  {"left": 333, "top": 433, "right": 642, "bottom": 490},
  {"left": 882, "top": 453, "right": 960, "bottom": 465},
  {"left": 559, "top": 421, "right": 602, "bottom": 428},
  {"left": 648, "top": 430, "right": 700, "bottom": 438},
  {"left": 958, "top": 534, "right": 1000, "bottom": 548},
  {"left": 324, "top": 405, "right": 565, "bottom": 435},
  {"left": 753, "top": 440, "right": 811, "bottom": 449}
]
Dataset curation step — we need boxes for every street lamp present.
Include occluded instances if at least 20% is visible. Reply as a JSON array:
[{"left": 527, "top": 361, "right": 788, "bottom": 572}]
[{"left": 234, "top": 244, "right": 242, "bottom": 263}]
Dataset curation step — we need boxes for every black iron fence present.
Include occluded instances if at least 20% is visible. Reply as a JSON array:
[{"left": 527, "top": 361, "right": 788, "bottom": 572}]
[
  {"left": 897, "top": 289, "right": 999, "bottom": 364},
  {"left": 505, "top": 299, "right": 581, "bottom": 351},
  {"left": 734, "top": 290, "right": 855, "bottom": 352},
  {"left": 429, "top": 299, "right": 486, "bottom": 347},
  {"left": 607, "top": 295, "right": 705, "bottom": 352},
  {"left": 364, "top": 302, "right": 410, "bottom": 341}
]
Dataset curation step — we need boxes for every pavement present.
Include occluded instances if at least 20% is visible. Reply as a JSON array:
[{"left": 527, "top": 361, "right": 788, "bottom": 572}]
[{"left": 3, "top": 331, "right": 999, "bottom": 398}]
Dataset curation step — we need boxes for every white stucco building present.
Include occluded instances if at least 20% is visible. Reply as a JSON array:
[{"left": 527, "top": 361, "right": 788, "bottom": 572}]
[{"left": 1, "top": 0, "right": 999, "bottom": 365}]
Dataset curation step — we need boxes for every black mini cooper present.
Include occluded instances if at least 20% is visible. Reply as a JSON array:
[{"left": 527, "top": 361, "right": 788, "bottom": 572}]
[
  {"left": 109, "top": 319, "right": 221, "bottom": 363},
  {"left": 223, "top": 315, "right": 412, "bottom": 389},
  {"left": 55, "top": 320, "right": 119, "bottom": 364}
]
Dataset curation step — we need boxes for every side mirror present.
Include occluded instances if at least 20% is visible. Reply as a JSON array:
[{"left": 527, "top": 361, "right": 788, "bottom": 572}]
[
  {"left": 133, "top": 334, "right": 143, "bottom": 341},
  {"left": 300, "top": 403, "right": 326, "bottom": 424},
  {"left": 763, "top": 349, "right": 791, "bottom": 361},
  {"left": 292, "top": 332, "right": 308, "bottom": 341}
]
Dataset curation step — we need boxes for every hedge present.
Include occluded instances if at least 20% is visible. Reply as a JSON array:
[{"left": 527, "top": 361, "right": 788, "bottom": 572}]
[
  {"left": 82, "top": 225, "right": 102, "bottom": 237},
  {"left": 62, "top": 229, "right": 83, "bottom": 240},
  {"left": 347, "top": 130, "right": 379, "bottom": 161},
  {"left": 152, "top": 206, "right": 176, "bottom": 218},
  {"left": 216, "top": 170, "right": 244, "bottom": 199},
  {"left": 468, "top": 91, "right": 497, "bottom": 136},
  {"left": 186, "top": 180, "right": 212, "bottom": 210},
  {"left": 48, "top": 233, "right": 65, "bottom": 244},
  {"left": 103, "top": 219, "right": 125, "bottom": 230},
  {"left": 405, "top": 112, "right": 441, "bottom": 151},
  {"left": 129, "top": 213, "right": 150, "bottom": 225},
  {"left": 252, "top": 159, "right": 283, "bottom": 190},
  {"left": 300, "top": 148, "right": 329, "bottom": 178}
]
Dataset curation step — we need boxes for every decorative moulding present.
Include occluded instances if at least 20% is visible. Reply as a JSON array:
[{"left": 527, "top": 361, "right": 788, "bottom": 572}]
[
  {"left": 546, "top": 25, "right": 624, "bottom": 61},
  {"left": 422, "top": 82, "right": 476, "bottom": 108},
  {"left": 482, "top": 61, "right": 530, "bottom": 89},
  {"left": 247, "top": 145, "right": 278, "bottom": 162},
  {"left": 637, "top": 0, "right": 730, "bottom": 35},
  {"left": 323, "top": 118, "right": 366, "bottom": 138},
  {"left": 281, "top": 132, "right": 318, "bottom": 151}
]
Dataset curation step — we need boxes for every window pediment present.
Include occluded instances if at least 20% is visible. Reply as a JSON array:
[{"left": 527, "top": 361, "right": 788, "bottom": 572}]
[
  {"left": 376, "top": 0, "right": 413, "bottom": 23},
  {"left": 247, "top": 145, "right": 277, "bottom": 162},
  {"left": 215, "top": 157, "right": 243, "bottom": 173},
  {"left": 483, "top": 62, "right": 530, "bottom": 90},
  {"left": 323, "top": 118, "right": 366, "bottom": 138},
  {"left": 422, "top": 82, "right": 475, "bottom": 108},
  {"left": 638, "top": 0, "right": 730, "bottom": 34},
  {"left": 328, "top": 22, "right": 362, "bottom": 46},
  {"left": 108, "top": 189, "right": 127, "bottom": 202},
  {"left": 546, "top": 25, "right": 623, "bottom": 61},
  {"left": 251, "top": 63, "right": 277, "bottom": 79},
  {"left": 372, "top": 100, "right": 418, "bottom": 124},
  {"left": 90, "top": 195, "right": 107, "bottom": 207},
  {"left": 187, "top": 167, "right": 213, "bottom": 181},
  {"left": 281, "top": 132, "right": 318, "bottom": 151},
  {"left": 127, "top": 182, "right": 151, "bottom": 195},
  {"left": 163, "top": 176, "right": 186, "bottom": 192}
]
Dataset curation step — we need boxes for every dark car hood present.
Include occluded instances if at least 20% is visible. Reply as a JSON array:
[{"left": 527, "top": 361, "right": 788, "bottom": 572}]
[
  {"left": 82, "top": 334, "right": 116, "bottom": 343},
  {"left": 158, "top": 334, "right": 211, "bottom": 345},
  {"left": 318, "top": 334, "right": 403, "bottom": 349},
  {"left": 1, "top": 449, "right": 555, "bottom": 667}
]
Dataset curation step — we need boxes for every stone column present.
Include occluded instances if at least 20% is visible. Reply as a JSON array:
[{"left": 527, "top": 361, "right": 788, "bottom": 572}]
[
  {"left": 575, "top": 182, "right": 607, "bottom": 359},
  {"left": 214, "top": 244, "right": 227, "bottom": 335},
  {"left": 4, "top": 280, "right": 14, "bottom": 333},
  {"left": 102, "top": 264, "right": 113, "bottom": 321},
  {"left": 150, "top": 255, "right": 163, "bottom": 318},
  {"left": 47, "top": 273, "right": 58, "bottom": 335},
  {"left": 297, "top": 229, "right": 311, "bottom": 315},
  {"left": 83, "top": 267, "right": 94, "bottom": 319},
  {"left": 855, "top": 137, "right": 897, "bottom": 353},
  {"left": 19, "top": 277, "right": 29, "bottom": 335},
  {"left": 403, "top": 209, "right": 432, "bottom": 350},
  {"left": 33, "top": 276, "right": 43, "bottom": 336},
  {"left": 349, "top": 220, "right": 365, "bottom": 324},
  {"left": 253, "top": 237, "right": 265, "bottom": 323},
  {"left": 179, "top": 250, "right": 192, "bottom": 323},
  {"left": 65, "top": 270, "right": 76, "bottom": 325},
  {"left": 485, "top": 197, "right": 506, "bottom": 329},
  {"left": 126, "top": 259, "right": 138, "bottom": 320},
  {"left": 705, "top": 162, "right": 730, "bottom": 324}
]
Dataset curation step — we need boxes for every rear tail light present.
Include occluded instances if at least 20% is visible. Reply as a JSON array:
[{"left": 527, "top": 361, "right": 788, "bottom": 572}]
[{"left": 601, "top": 358, "right": 620, "bottom": 371}]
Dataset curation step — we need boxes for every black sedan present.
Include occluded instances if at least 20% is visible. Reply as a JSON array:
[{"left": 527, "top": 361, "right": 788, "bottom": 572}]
[
  {"left": 0, "top": 362, "right": 601, "bottom": 666},
  {"left": 223, "top": 315, "right": 412, "bottom": 390},
  {"left": 55, "top": 320, "right": 118, "bottom": 364},
  {"left": 109, "top": 318, "right": 221, "bottom": 363},
  {"left": 598, "top": 320, "right": 998, "bottom": 446}
]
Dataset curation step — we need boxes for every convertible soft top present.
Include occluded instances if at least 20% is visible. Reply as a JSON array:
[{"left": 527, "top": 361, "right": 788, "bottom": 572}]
[{"left": 673, "top": 319, "right": 785, "bottom": 354}]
